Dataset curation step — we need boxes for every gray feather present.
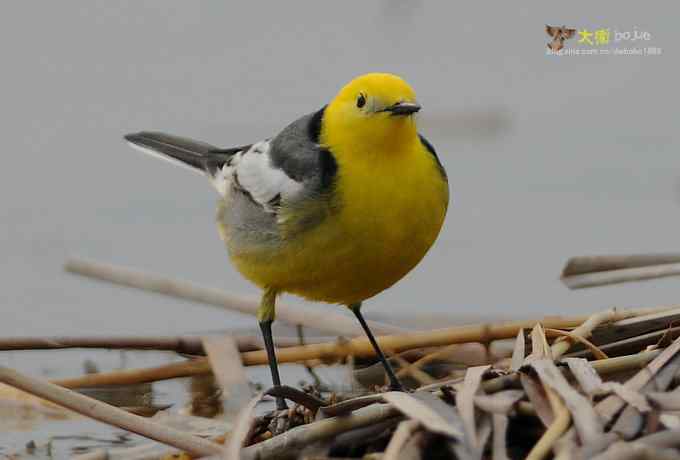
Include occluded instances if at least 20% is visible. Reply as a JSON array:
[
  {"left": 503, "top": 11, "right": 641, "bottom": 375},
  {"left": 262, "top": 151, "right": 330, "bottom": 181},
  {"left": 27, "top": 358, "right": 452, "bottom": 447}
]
[
  {"left": 268, "top": 107, "right": 337, "bottom": 196},
  {"left": 125, "top": 109, "right": 338, "bottom": 253},
  {"left": 124, "top": 131, "right": 246, "bottom": 177},
  {"left": 221, "top": 108, "right": 339, "bottom": 249}
]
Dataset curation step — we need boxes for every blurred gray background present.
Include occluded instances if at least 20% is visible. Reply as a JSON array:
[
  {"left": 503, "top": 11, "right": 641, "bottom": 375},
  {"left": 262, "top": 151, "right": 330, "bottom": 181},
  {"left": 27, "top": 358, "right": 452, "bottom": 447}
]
[{"left": 1, "top": 2, "right": 678, "bottom": 336}]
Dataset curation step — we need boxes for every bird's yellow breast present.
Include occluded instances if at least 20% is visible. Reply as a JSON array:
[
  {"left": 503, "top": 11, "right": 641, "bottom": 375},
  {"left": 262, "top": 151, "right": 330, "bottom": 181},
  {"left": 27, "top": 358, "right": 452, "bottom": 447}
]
[{"left": 226, "top": 137, "right": 448, "bottom": 305}]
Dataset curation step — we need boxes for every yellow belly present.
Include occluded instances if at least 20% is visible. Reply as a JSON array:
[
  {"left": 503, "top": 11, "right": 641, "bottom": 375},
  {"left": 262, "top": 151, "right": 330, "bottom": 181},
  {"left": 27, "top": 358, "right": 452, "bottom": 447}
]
[{"left": 225, "top": 144, "right": 448, "bottom": 305}]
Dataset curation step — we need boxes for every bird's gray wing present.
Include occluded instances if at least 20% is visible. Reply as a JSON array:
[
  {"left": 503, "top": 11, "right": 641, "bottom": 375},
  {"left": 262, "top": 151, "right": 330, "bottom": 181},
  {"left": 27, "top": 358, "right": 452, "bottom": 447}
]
[
  {"left": 218, "top": 107, "right": 338, "bottom": 241},
  {"left": 267, "top": 106, "right": 337, "bottom": 195},
  {"left": 124, "top": 131, "right": 248, "bottom": 180},
  {"left": 211, "top": 106, "right": 336, "bottom": 210},
  {"left": 125, "top": 106, "right": 338, "bottom": 243}
]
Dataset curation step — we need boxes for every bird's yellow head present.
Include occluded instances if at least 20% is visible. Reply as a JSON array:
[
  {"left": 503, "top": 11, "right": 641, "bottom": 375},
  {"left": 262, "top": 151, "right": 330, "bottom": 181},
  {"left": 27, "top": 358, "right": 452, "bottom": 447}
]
[{"left": 322, "top": 73, "right": 420, "bottom": 154}]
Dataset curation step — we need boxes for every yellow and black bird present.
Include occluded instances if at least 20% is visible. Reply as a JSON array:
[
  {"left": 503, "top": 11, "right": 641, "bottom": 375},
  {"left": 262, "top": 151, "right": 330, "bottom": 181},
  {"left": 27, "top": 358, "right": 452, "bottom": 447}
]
[{"left": 125, "top": 73, "right": 449, "bottom": 408}]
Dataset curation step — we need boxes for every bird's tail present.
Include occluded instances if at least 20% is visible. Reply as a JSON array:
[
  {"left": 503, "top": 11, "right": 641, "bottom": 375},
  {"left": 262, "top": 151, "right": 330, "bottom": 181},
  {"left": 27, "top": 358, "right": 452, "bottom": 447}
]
[{"left": 124, "top": 131, "right": 222, "bottom": 173}]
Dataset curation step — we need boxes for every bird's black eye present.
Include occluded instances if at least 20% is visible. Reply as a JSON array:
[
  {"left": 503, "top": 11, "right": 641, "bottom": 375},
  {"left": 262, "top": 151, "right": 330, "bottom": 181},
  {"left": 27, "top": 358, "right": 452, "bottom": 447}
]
[{"left": 356, "top": 93, "right": 366, "bottom": 108}]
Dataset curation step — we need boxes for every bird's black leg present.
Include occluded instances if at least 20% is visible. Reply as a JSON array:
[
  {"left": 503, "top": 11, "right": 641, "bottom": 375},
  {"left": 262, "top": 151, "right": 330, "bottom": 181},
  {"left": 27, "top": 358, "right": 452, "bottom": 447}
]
[
  {"left": 349, "top": 303, "right": 404, "bottom": 391},
  {"left": 258, "top": 288, "right": 288, "bottom": 410}
]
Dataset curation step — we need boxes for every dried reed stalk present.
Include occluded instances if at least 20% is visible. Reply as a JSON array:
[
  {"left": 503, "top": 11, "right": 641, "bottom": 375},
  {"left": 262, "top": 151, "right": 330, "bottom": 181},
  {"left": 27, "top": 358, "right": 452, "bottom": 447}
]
[
  {"left": 0, "top": 335, "right": 295, "bottom": 353},
  {"left": 52, "top": 307, "right": 674, "bottom": 389},
  {"left": 65, "top": 258, "right": 405, "bottom": 336},
  {"left": 561, "top": 254, "right": 680, "bottom": 289},
  {"left": 550, "top": 308, "right": 639, "bottom": 359},
  {"left": 0, "top": 366, "right": 223, "bottom": 457},
  {"left": 241, "top": 403, "right": 400, "bottom": 460}
]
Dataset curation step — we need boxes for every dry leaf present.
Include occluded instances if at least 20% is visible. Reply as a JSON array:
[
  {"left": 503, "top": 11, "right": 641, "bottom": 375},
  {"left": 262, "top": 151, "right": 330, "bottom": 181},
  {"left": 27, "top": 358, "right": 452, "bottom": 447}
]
[
  {"left": 563, "top": 358, "right": 604, "bottom": 396},
  {"left": 383, "top": 391, "right": 463, "bottom": 439},
  {"left": 473, "top": 390, "right": 524, "bottom": 414},
  {"left": 510, "top": 329, "right": 525, "bottom": 372},
  {"left": 520, "top": 373, "right": 554, "bottom": 427},
  {"left": 456, "top": 365, "right": 490, "bottom": 451},
  {"left": 531, "top": 359, "right": 603, "bottom": 445}
]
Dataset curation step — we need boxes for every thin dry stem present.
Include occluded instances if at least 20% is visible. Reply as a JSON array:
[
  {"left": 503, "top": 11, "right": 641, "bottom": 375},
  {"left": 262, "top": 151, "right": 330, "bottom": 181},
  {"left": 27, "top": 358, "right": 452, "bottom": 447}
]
[
  {"left": 526, "top": 389, "right": 571, "bottom": 460},
  {"left": 53, "top": 328, "right": 669, "bottom": 391},
  {"left": 563, "top": 263, "right": 680, "bottom": 289},
  {"left": 551, "top": 308, "right": 639, "bottom": 359},
  {"left": 0, "top": 366, "right": 223, "bottom": 457},
  {"left": 544, "top": 328, "right": 609, "bottom": 360},
  {"left": 65, "top": 258, "right": 405, "bottom": 336},
  {"left": 241, "top": 403, "right": 400, "bottom": 460}
]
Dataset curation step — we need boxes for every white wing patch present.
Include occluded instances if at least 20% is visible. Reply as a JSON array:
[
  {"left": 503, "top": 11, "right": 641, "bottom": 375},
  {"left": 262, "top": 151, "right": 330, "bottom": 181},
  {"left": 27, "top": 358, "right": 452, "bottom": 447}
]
[{"left": 209, "top": 140, "right": 304, "bottom": 212}]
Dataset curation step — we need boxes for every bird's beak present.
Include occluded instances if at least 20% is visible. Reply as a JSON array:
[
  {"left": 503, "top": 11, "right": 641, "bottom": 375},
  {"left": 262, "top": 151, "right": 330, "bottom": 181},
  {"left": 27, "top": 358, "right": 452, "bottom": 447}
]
[{"left": 381, "top": 101, "right": 421, "bottom": 116}]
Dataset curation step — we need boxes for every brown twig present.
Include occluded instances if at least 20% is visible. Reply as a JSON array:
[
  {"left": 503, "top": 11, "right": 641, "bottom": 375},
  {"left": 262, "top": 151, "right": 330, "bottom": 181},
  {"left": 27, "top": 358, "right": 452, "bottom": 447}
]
[{"left": 0, "top": 335, "right": 302, "bottom": 354}]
